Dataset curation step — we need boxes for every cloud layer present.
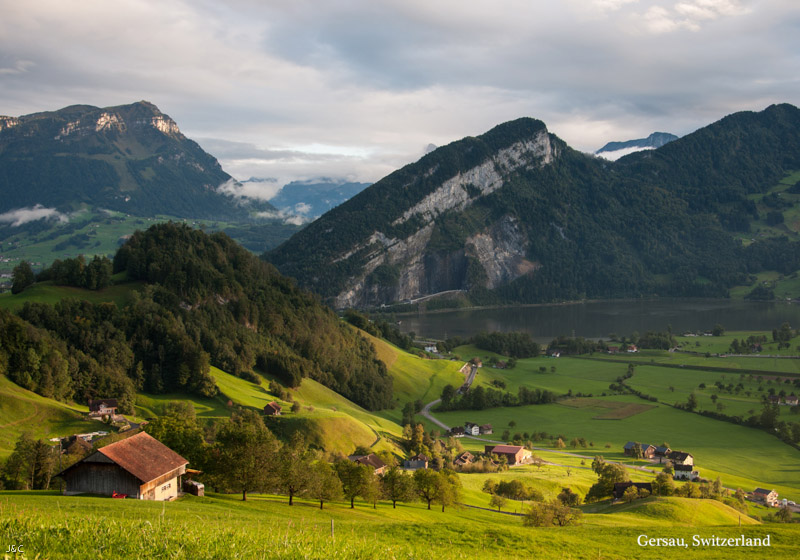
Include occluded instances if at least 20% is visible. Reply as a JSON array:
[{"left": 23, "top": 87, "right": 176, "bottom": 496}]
[
  {"left": 0, "top": 205, "right": 67, "bottom": 227},
  {"left": 1, "top": 1, "right": 799, "bottom": 184}
]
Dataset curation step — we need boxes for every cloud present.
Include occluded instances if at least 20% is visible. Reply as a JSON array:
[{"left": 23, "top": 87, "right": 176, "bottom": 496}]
[
  {"left": 643, "top": 0, "right": 750, "bottom": 33},
  {"left": 0, "top": 59, "right": 34, "bottom": 76},
  {"left": 293, "top": 202, "right": 312, "bottom": 215},
  {"left": 0, "top": 205, "right": 68, "bottom": 227}
]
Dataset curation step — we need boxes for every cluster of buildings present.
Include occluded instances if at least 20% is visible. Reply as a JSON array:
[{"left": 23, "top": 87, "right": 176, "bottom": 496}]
[
  {"left": 767, "top": 394, "right": 799, "bottom": 406},
  {"left": 449, "top": 422, "right": 493, "bottom": 437},
  {"left": 623, "top": 441, "right": 698, "bottom": 481}
]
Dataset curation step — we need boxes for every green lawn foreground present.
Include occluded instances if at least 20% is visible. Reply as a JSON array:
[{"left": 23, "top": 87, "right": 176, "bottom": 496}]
[{"left": 2, "top": 491, "right": 799, "bottom": 560}]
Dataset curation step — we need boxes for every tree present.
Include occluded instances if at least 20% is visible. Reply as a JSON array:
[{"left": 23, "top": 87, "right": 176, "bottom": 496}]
[
  {"left": 213, "top": 410, "right": 278, "bottom": 501},
  {"left": 413, "top": 468, "right": 440, "bottom": 510},
  {"left": 557, "top": 487, "right": 581, "bottom": 506},
  {"left": 651, "top": 472, "right": 675, "bottom": 496},
  {"left": 712, "top": 324, "right": 725, "bottom": 336},
  {"left": 586, "top": 462, "right": 629, "bottom": 503},
  {"left": 622, "top": 485, "right": 639, "bottom": 503},
  {"left": 380, "top": 466, "right": 416, "bottom": 508},
  {"left": 335, "top": 459, "right": 372, "bottom": 508},
  {"left": 434, "top": 469, "right": 461, "bottom": 512},
  {"left": 144, "top": 401, "right": 205, "bottom": 466},
  {"left": 686, "top": 393, "right": 698, "bottom": 411},
  {"left": 775, "top": 506, "right": 793, "bottom": 523},
  {"left": 307, "top": 461, "right": 343, "bottom": 510},
  {"left": 362, "top": 471, "right": 382, "bottom": 509},
  {"left": 490, "top": 493, "right": 507, "bottom": 511},
  {"left": 11, "top": 261, "right": 35, "bottom": 294},
  {"left": 276, "top": 432, "right": 311, "bottom": 505}
]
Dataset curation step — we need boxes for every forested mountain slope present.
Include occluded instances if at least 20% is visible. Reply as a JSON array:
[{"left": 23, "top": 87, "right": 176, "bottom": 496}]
[
  {"left": 267, "top": 104, "right": 800, "bottom": 308},
  {"left": 1, "top": 224, "right": 392, "bottom": 412}
]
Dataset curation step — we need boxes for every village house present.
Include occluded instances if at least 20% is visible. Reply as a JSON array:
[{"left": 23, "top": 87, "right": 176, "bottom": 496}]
[
  {"left": 484, "top": 444, "right": 531, "bottom": 466},
  {"left": 450, "top": 426, "right": 465, "bottom": 437},
  {"left": 57, "top": 432, "right": 188, "bottom": 500},
  {"left": 623, "top": 441, "right": 656, "bottom": 459},
  {"left": 348, "top": 453, "right": 387, "bottom": 475},
  {"left": 403, "top": 454, "right": 429, "bottom": 470},
  {"left": 784, "top": 394, "right": 798, "bottom": 406},
  {"left": 479, "top": 424, "right": 493, "bottom": 435},
  {"left": 613, "top": 482, "right": 653, "bottom": 500},
  {"left": 263, "top": 401, "right": 282, "bottom": 416},
  {"left": 454, "top": 451, "right": 474, "bottom": 466},
  {"left": 673, "top": 464, "right": 700, "bottom": 481},
  {"left": 626, "top": 344, "right": 639, "bottom": 353},
  {"left": 750, "top": 488, "right": 779, "bottom": 507},
  {"left": 768, "top": 395, "right": 780, "bottom": 405},
  {"left": 88, "top": 399, "right": 118, "bottom": 418},
  {"left": 464, "top": 422, "right": 480, "bottom": 436},
  {"left": 667, "top": 450, "right": 694, "bottom": 466}
]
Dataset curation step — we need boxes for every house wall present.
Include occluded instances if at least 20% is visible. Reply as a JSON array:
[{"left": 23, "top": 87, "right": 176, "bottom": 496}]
[
  {"left": 63, "top": 463, "right": 141, "bottom": 497},
  {"left": 140, "top": 466, "right": 186, "bottom": 501}
]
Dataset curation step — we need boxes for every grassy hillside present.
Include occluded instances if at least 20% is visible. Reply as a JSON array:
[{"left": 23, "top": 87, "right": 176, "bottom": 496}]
[
  {"left": 0, "top": 278, "right": 141, "bottom": 312},
  {"left": 3, "top": 491, "right": 797, "bottom": 560},
  {"left": 0, "top": 375, "right": 98, "bottom": 459}
]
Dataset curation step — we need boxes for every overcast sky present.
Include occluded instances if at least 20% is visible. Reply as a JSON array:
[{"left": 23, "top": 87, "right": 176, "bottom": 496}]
[{"left": 2, "top": 0, "right": 799, "bottom": 195}]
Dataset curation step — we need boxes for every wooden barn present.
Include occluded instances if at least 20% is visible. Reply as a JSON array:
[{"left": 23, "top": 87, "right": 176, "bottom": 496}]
[{"left": 57, "top": 432, "right": 188, "bottom": 501}]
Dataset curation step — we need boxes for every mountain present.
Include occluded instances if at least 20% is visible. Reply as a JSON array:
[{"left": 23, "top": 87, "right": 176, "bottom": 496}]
[
  {"left": 267, "top": 179, "right": 371, "bottom": 220},
  {"left": 266, "top": 104, "right": 800, "bottom": 308},
  {"left": 595, "top": 132, "right": 678, "bottom": 160},
  {"left": 0, "top": 101, "right": 272, "bottom": 220}
]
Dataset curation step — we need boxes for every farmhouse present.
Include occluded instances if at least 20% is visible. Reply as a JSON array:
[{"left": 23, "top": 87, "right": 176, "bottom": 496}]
[
  {"left": 623, "top": 442, "right": 656, "bottom": 458},
  {"left": 454, "top": 451, "right": 474, "bottom": 466},
  {"left": 484, "top": 445, "right": 531, "bottom": 465},
  {"left": 88, "top": 398, "right": 118, "bottom": 418},
  {"left": 673, "top": 464, "right": 699, "bottom": 481},
  {"left": 263, "top": 401, "right": 282, "bottom": 416},
  {"left": 785, "top": 394, "right": 798, "bottom": 406},
  {"left": 654, "top": 445, "right": 671, "bottom": 457},
  {"left": 480, "top": 424, "right": 493, "bottom": 435},
  {"left": 667, "top": 451, "right": 694, "bottom": 466},
  {"left": 348, "top": 453, "right": 387, "bottom": 475},
  {"left": 404, "top": 454, "right": 429, "bottom": 470},
  {"left": 464, "top": 422, "right": 480, "bottom": 436},
  {"left": 768, "top": 395, "right": 780, "bottom": 405},
  {"left": 57, "top": 432, "right": 188, "bottom": 500},
  {"left": 750, "top": 488, "right": 779, "bottom": 507},
  {"left": 450, "top": 426, "right": 465, "bottom": 437}
]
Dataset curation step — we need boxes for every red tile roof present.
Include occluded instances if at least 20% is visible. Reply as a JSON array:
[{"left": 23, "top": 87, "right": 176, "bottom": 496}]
[
  {"left": 489, "top": 445, "right": 524, "bottom": 454},
  {"left": 98, "top": 432, "right": 188, "bottom": 483}
]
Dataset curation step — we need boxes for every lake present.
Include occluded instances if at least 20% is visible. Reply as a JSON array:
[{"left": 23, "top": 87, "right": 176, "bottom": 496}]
[{"left": 392, "top": 298, "right": 800, "bottom": 342}]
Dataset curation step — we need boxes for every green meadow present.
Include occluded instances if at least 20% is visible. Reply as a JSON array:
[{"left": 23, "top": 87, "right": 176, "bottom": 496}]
[{"left": 2, "top": 491, "right": 797, "bottom": 560}]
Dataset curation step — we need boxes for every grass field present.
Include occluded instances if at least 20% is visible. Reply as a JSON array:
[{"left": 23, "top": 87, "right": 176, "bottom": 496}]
[
  {"left": 2, "top": 491, "right": 797, "bottom": 560},
  {"left": 0, "top": 375, "right": 98, "bottom": 459},
  {"left": 0, "top": 279, "right": 141, "bottom": 312}
]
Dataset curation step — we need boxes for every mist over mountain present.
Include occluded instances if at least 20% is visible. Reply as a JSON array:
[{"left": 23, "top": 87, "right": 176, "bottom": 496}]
[
  {"left": 267, "top": 104, "right": 800, "bottom": 309},
  {"left": 267, "top": 179, "right": 371, "bottom": 220},
  {"left": 595, "top": 132, "right": 678, "bottom": 161}
]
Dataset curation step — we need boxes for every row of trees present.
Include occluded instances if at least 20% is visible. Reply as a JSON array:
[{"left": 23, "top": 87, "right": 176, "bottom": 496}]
[{"left": 437, "top": 383, "right": 555, "bottom": 412}]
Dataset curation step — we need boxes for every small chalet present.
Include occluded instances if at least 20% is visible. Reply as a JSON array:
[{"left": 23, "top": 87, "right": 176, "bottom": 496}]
[
  {"left": 88, "top": 399, "right": 118, "bottom": 418},
  {"left": 751, "top": 488, "right": 779, "bottom": 507},
  {"left": 667, "top": 451, "right": 694, "bottom": 466},
  {"left": 479, "top": 424, "right": 493, "bottom": 435},
  {"left": 263, "top": 402, "right": 282, "bottom": 416},
  {"left": 654, "top": 445, "right": 671, "bottom": 457},
  {"left": 785, "top": 394, "right": 799, "bottom": 406},
  {"left": 450, "top": 426, "right": 465, "bottom": 437},
  {"left": 626, "top": 345, "right": 639, "bottom": 353},
  {"left": 57, "top": 432, "right": 188, "bottom": 500},
  {"left": 673, "top": 464, "right": 699, "bottom": 481},
  {"left": 484, "top": 444, "right": 531, "bottom": 465},
  {"left": 768, "top": 395, "right": 780, "bottom": 405},
  {"left": 464, "top": 422, "right": 480, "bottom": 436},
  {"left": 613, "top": 482, "right": 652, "bottom": 500},
  {"left": 623, "top": 442, "right": 655, "bottom": 458},
  {"left": 404, "top": 454, "right": 429, "bottom": 470},
  {"left": 348, "top": 453, "right": 387, "bottom": 475},
  {"left": 454, "top": 451, "right": 474, "bottom": 466}
]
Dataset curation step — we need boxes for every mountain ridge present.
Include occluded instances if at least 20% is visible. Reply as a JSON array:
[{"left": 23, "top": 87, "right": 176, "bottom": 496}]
[
  {"left": 0, "top": 101, "right": 273, "bottom": 220},
  {"left": 267, "top": 104, "right": 800, "bottom": 308}
]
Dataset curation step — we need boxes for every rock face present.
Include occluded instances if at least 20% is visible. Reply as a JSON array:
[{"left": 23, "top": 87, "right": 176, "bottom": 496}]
[
  {"left": 269, "top": 118, "right": 562, "bottom": 308},
  {"left": 0, "top": 101, "right": 268, "bottom": 219}
]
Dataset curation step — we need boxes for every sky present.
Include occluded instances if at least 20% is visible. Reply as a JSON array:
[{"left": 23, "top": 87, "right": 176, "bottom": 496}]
[{"left": 1, "top": 0, "right": 799, "bottom": 198}]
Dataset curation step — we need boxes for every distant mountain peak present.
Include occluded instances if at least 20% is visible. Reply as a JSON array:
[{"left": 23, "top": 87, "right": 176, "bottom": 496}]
[{"left": 595, "top": 131, "right": 678, "bottom": 161}]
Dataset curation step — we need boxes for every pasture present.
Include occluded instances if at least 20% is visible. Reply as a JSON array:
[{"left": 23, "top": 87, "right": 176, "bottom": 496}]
[{"left": 2, "top": 491, "right": 797, "bottom": 560}]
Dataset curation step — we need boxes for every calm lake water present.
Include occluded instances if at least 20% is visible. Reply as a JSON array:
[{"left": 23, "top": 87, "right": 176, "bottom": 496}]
[{"left": 392, "top": 299, "right": 800, "bottom": 343}]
